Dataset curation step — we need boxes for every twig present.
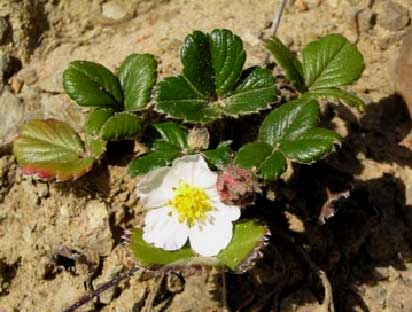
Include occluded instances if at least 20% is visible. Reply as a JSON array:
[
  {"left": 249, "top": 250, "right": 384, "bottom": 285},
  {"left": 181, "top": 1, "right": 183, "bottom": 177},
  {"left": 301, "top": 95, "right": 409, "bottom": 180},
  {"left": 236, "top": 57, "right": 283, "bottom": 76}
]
[
  {"left": 270, "top": 0, "right": 288, "bottom": 36},
  {"left": 272, "top": 230, "right": 335, "bottom": 311},
  {"left": 63, "top": 266, "right": 141, "bottom": 312},
  {"left": 319, "top": 270, "right": 335, "bottom": 312},
  {"left": 264, "top": 0, "right": 288, "bottom": 66}
]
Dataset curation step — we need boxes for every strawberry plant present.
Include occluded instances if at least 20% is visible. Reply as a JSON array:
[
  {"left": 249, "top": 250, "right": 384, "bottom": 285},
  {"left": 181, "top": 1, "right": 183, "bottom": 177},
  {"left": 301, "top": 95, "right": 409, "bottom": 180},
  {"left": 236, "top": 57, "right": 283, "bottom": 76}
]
[{"left": 13, "top": 28, "right": 365, "bottom": 308}]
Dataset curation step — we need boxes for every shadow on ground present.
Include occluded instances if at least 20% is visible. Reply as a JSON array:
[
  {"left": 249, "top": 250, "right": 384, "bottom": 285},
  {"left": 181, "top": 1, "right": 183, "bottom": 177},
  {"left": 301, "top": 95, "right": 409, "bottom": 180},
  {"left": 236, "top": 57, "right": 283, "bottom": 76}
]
[{"left": 226, "top": 94, "right": 412, "bottom": 311}]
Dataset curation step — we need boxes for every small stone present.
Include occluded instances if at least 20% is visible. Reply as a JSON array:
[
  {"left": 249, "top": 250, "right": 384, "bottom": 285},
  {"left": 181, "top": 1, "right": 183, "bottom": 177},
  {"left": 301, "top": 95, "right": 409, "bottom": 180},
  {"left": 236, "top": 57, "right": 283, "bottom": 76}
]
[
  {"left": 36, "top": 183, "right": 49, "bottom": 199},
  {"left": 357, "top": 9, "right": 375, "bottom": 32},
  {"left": 373, "top": 266, "right": 390, "bottom": 280},
  {"left": 187, "top": 127, "right": 209, "bottom": 150},
  {"left": 377, "top": 1, "right": 410, "bottom": 31},
  {"left": 0, "top": 16, "right": 10, "bottom": 45},
  {"left": 8, "top": 77, "right": 23, "bottom": 94},
  {"left": 294, "top": 0, "right": 309, "bottom": 12},
  {"left": 101, "top": 1, "right": 128, "bottom": 20},
  {"left": 0, "top": 89, "right": 25, "bottom": 145},
  {"left": 86, "top": 200, "right": 109, "bottom": 229}
]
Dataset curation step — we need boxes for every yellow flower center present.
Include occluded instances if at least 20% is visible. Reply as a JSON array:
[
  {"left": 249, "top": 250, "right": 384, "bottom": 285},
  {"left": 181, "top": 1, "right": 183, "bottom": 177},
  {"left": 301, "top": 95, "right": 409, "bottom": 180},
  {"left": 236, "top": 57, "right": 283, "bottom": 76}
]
[{"left": 168, "top": 181, "right": 212, "bottom": 227}]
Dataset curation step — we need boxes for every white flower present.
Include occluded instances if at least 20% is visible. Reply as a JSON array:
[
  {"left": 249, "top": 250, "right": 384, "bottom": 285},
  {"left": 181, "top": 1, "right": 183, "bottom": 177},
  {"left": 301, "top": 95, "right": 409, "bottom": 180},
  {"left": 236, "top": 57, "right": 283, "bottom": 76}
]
[{"left": 136, "top": 154, "right": 241, "bottom": 257}]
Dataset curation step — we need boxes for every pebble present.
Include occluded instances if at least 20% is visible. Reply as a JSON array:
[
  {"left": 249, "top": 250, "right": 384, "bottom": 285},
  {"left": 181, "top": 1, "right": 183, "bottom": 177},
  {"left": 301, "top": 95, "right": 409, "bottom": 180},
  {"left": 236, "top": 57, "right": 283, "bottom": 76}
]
[
  {"left": 294, "top": 0, "right": 309, "bottom": 12},
  {"left": 8, "top": 77, "right": 23, "bottom": 94},
  {"left": 101, "top": 1, "right": 128, "bottom": 20},
  {"left": 376, "top": 1, "right": 410, "bottom": 31},
  {"left": 0, "top": 89, "right": 25, "bottom": 145},
  {"left": 357, "top": 8, "right": 375, "bottom": 32},
  {"left": 86, "top": 200, "right": 109, "bottom": 229},
  {"left": 36, "top": 183, "right": 49, "bottom": 199}
]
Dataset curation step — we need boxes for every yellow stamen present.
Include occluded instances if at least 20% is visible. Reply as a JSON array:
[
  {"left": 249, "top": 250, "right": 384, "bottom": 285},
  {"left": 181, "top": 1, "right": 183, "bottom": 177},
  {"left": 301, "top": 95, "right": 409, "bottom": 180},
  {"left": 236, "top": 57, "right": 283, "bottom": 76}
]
[{"left": 168, "top": 181, "right": 212, "bottom": 227}]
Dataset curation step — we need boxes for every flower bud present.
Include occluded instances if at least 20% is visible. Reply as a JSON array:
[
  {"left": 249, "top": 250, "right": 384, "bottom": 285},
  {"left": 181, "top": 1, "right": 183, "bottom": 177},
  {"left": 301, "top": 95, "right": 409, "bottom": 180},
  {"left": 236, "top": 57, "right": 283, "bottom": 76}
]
[{"left": 216, "top": 165, "right": 259, "bottom": 206}]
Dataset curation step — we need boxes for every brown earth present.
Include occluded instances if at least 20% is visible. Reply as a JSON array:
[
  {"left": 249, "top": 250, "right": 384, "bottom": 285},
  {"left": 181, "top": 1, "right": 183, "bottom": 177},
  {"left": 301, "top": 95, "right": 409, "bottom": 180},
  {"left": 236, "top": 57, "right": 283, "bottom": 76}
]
[{"left": 1, "top": 0, "right": 412, "bottom": 311}]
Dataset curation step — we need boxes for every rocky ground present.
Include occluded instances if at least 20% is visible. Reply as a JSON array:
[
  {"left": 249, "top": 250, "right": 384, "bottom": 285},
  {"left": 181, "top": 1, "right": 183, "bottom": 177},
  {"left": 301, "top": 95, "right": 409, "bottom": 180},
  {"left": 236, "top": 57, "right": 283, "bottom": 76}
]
[{"left": 1, "top": 0, "right": 412, "bottom": 311}]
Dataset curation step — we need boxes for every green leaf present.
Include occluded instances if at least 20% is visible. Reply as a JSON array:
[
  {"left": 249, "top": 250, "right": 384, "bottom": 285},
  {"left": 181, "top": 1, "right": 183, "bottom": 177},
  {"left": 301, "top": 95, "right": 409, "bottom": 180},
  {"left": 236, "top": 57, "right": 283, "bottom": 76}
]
[
  {"left": 264, "top": 37, "right": 306, "bottom": 92},
  {"left": 302, "top": 34, "right": 364, "bottom": 89},
  {"left": 279, "top": 127, "right": 341, "bottom": 164},
  {"left": 259, "top": 97, "right": 320, "bottom": 146},
  {"left": 84, "top": 109, "right": 113, "bottom": 158},
  {"left": 129, "top": 228, "right": 195, "bottom": 267},
  {"left": 117, "top": 53, "right": 157, "bottom": 111},
  {"left": 128, "top": 220, "right": 267, "bottom": 272},
  {"left": 259, "top": 151, "right": 287, "bottom": 180},
  {"left": 85, "top": 135, "right": 106, "bottom": 159},
  {"left": 153, "top": 122, "right": 188, "bottom": 149},
  {"left": 304, "top": 88, "right": 365, "bottom": 110},
  {"left": 181, "top": 31, "right": 215, "bottom": 96},
  {"left": 100, "top": 112, "right": 142, "bottom": 141},
  {"left": 156, "top": 29, "right": 277, "bottom": 123},
  {"left": 128, "top": 150, "right": 180, "bottom": 177},
  {"left": 85, "top": 109, "right": 114, "bottom": 135},
  {"left": 234, "top": 142, "right": 273, "bottom": 169},
  {"left": 222, "top": 68, "right": 278, "bottom": 116},
  {"left": 202, "top": 143, "right": 232, "bottom": 169},
  {"left": 217, "top": 220, "right": 267, "bottom": 273},
  {"left": 155, "top": 76, "right": 220, "bottom": 123},
  {"left": 13, "top": 119, "right": 94, "bottom": 181},
  {"left": 209, "top": 29, "right": 246, "bottom": 95},
  {"left": 63, "top": 61, "right": 123, "bottom": 108}
]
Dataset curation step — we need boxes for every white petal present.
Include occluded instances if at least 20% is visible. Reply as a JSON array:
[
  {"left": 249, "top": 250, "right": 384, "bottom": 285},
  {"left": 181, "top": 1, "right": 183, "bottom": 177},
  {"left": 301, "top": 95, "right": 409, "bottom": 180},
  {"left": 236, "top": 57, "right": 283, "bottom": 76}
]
[
  {"left": 205, "top": 188, "right": 241, "bottom": 222},
  {"left": 143, "top": 207, "right": 189, "bottom": 250},
  {"left": 171, "top": 155, "right": 217, "bottom": 188},
  {"left": 189, "top": 220, "right": 233, "bottom": 257},
  {"left": 210, "top": 201, "right": 241, "bottom": 222},
  {"left": 136, "top": 166, "right": 179, "bottom": 209}
]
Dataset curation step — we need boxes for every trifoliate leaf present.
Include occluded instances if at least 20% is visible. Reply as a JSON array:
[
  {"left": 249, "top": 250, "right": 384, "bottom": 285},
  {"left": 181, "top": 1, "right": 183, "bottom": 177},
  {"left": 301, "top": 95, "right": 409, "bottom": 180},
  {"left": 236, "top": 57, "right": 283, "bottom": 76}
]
[
  {"left": 209, "top": 29, "right": 246, "bottom": 95},
  {"left": 202, "top": 143, "right": 232, "bottom": 169},
  {"left": 222, "top": 68, "right": 278, "bottom": 117},
  {"left": 63, "top": 61, "right": 123, "bottom": 108},
  {"left": 304, "top": 88, "right": 365, "bottom": 110},
  {"left": 84, "top": 109, "right": 113, "bottom": 158},
  {"left": 258, "top": 97, "right": 320, "bottom": 146},
  {"left": 155, "top": 29, "right": 277, "bottom": 123},
  {"left": 181, "top": 31, "right": 215, "bottom": 96},
  {"left": 217, "top": 220, "right": 268, "bottom": 273},
  {"left": 259, "top": 150, "right": 287, "bottom": 181},
  {"left": 234, "top": 142, "right": 273, "bottom": 169},
  {"left": 117, "top": 53, "right": 157, "bottom": 111},
  {"left": 129, "top": 228, "right": 195, "bottom": 267},
  {"left": 279, "top": 127, "right": 341, "bottom": 163},
  {"left": 153, "top": 122, "right": 188, "bottom": 150},
  {"left": 13, "top": 119, "right": 94, "bottom": 181},
  {"left": 264, "top": 37, "right": 306, "bottom": 92},
  {"left": 302, "top": 34, "right": 364, "bottom": 89},
  {"left": 100, "top": 112, "right": 142, "bottom": 141},
  {"left": 155, "top": 76, "right": 220, "bottom": 123},
  {"left": 128, "top": 150, "right": 180, "bottom": 177}
]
